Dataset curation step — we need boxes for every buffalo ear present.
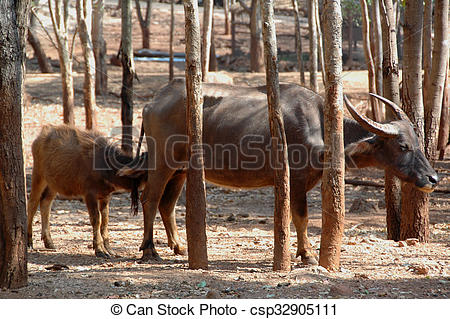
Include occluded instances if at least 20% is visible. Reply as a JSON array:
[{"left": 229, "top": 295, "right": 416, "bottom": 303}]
[
  {"left": 117, "top": 152, "right": 148, "bottom": 178},
  {"left": 344, "top": 137, "right": 377, "bottom": 167}
]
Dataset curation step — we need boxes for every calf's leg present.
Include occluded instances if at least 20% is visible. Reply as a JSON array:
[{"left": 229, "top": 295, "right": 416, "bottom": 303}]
[
  {"left": 99, "top": 197, "right": 116, "bottom": 256},
  {"left": 158, "top": 173, "right": 187, "bottom": 256},
  {"left": 27, "top": 169, "right": 47, "bottom": 248},
  {"left": 39, "top": 188, "right": 57, "bottom": 249},
  {"left": 84, "top": 194, "right": 109, "bottom": 258}
]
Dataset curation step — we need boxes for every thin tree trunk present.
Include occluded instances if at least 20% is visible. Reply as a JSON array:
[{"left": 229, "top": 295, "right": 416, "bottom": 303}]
[
  {"left": 209, "top": 24, "right": 218, "bottom": 72},
  {"left": 231, "top": 10, "right": 237, "bottom": 56},
  {"left": 184, "top": 0, "right": 208, "bottom": 270},
  {"left": 292, "top": 0, "right": 305, "bottom": 85},
  {"left": 135, "top": 0, "right": 152, "bottom": 49},
  {"left": 121, "top": 0, "right": 134, "bottom": 155},
  {"left": 380, "top": 0, "right": 401, "bottom": 241},
  {"left": 28, "top": 1, "right": 53, "bottom": 73},
  {"left": 422, "top": 0, "right": 432, "bottom": 105},
  {"left": 346, "top": 13, "right": 353, "bottom": 67},
  {"left": 424, "top": 0, "right": 449, "bottom": 162},
  {"left": 260, "top": 0, "right": 291, "bottom": 272},
  {"left": 372, "top": 0, "right": 383, "bottom": 97},
  {"left": 169, "top": 0, "right": 175, "bottom": 81},
  {"left": 77, "top": 0, "right": 97, "bottom": 130},
  {"left": 201, "top": 0, "right": 213, "bottom": 81},
  {"left": 360, "top": 0, "right": 381, "bottom": 121},
  {"left": 401, "top": 0, "right": 428, "bottom": 242},
  {"left": 315, "top": 1, "right": 325, "bottom": 87},
  {"left": 49, "top": 0, "right": 75, "bottom": 125},
  {"left": 93, "top": 0, "right": 107, "bottom": 95},
  {"left": 320, "top": 0, "right": 345, "bottom": 271},
  {"left": 0, "top": 0, "right": 29, "bottom": 289},
  {"left": 437, "top": 65, "right": 449, "bottom": 160},
  {"left": 224, "top": 0, "right": 231, "bottom": 35},
  {"left": 250, "top": 0, "right": 264, "bottom": 72},
  {"left": 308, "top": 0, "right": 318, "bottom": 92}
]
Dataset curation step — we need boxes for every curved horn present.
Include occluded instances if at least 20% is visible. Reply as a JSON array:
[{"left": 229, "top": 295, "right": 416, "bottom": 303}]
[
  {"left": 369, "top": 93, "right": 410, "bottom": 122},
  {"left": 344, "top": 95, "right": 399, "bottom": 138}
]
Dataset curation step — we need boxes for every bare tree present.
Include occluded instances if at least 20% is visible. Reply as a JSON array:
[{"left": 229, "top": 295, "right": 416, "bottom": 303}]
[
  {"left": 319, "top": 0, "right": 345, "bottom": 271},
  {"left": 0, "top": 0, "right": 29, "bottom": 289},
  {"left": 315, "top": 2, "right": 326, "bottom": 87},
  {"left": 360, "top": 0, "right": 381, "bottom": 121},
  {"left": 48, "top": 0, "right": 75, "bottom": 125},
  {"left": 380, "top": 0, "right": 401, "bottom": 241},
  {"left": 308, "top": 0, "right": 318, "bottom": 92},
  {"left": 209, "top": 20, "right": 218, "bottom": 72},
  {"left": 371, "top": 0, "right": 383, "bottom": 96},
  {"left": 169, "top": 0, "right": 175, "bottom": 81},
  {"left": 424, "top": 0, "right": 449, "bottom": 162},
  {"left": 437, "top": 65, "right": 449, "bottom": 160},
  {"left": 28, "top": 0, "right": 53, "bottom": 73},
  {"left": 183, "top": 0, "right": 208, "bottom": 270},
  {"left": 77, "top": 0, "right": 97, "bottom": 130},
  {"left": 260, "top": 0, "right": 291, "bottom": 272},
  {"left": 92, "top": 0, "right": 107, "bottom": 95},
  {"left": 291, "top": 0, "right": 305, "bottom": 85},
  {"left": 202, "top": 0, "right": 213, "bottom": 81},
  {"left": 250, "top": 0, "right": 264, "bottom": 72},
  {"left": 422, "top": 0, "right": 432, "bottom": 104},
  {"left": 135, "top": 0, "right": 152, "bottom": 49},
  {"left": 121, "top": 0, "right": 135, "bottom": 155},
  {"left": 224, "top": 0, "right": 231, "bottom": 35},
  {"left": 400, "top": 0, "right": 428, "bottom": 242}
]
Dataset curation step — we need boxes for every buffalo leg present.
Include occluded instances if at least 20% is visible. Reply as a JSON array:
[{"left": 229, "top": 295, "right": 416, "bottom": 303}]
[
  {"left": 291, "top": 191, "right": 317, "bottom": 265},
  {"left": 99, "top": 197, "right": 116, "bottom": 256},
  {"left": 158, "top": 173, "right": 187, "bottom": 256},
  {"left": 84, "top": 194, "right": 109, "bottom": 257},
  {"left": 27, "top": 169, "right": 47, "bottom": 248},
  {"left": 39, "top": 188, "right": 57, "bottom": 249},
  {"left": 140, "top": 168, "right": 175, "bottom": 261}
]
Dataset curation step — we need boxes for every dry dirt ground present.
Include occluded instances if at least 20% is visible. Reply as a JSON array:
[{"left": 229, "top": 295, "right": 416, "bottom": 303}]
[{"left": 1, "top": 2, "right": 449, "bottom": 299}]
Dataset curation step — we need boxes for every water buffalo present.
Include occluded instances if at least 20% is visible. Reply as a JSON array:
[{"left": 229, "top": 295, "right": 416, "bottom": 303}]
[
  {"left": 130, "top": 78, "right": 438, "bottom": 263},
  {"left": 27, "top": 125, "right": 147, "bottom": 257}
]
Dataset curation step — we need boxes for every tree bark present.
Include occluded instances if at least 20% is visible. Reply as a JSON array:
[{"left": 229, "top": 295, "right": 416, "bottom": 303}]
[
  {"left": 360, "top": 0, "right": 381, "bottom": 121},
  {"left": 308, "top": 0, "right": 318, "bottom": 92},
  {"left": 209, "top": 24, "right": 218, "bottom": 72},
  {"left": 28, "top": 1, "right": 53, "bottom": 73},
  {"left": 201, "top": 0, "right": 213, "bottom": 81},
  {"left": 424, "top": 0, "right": 449, "bottom": 163},
  {"left": 231, "top": 9, "right": 237, "bottom": 56},
  {"left": 224, "top": 0, "right": 231, "bottom": 35},
  {"left": 260, "top": 0, "right": 291, "bottom": 272},
  {"left": 0, "top": 0, "right": 29, "bottom": 289},
  {"left": 315, "top": 1, "right": 326, "bottom": 87},
  {"left": 371, "top": 0, "right": 383, "bottom": 97},
  {"left": 346, "top": 12, "right": 353, "bottom": 67},
  {"left": 169, "top": 0, "right": 175, "bottom": 81},
  {"left": 250, "top": 0, "right": 264, "bottom": 72},
  {"left": 319, "top": 0, "right": 345, "bottom": 271},
  {"left": 291, "top": 0, "right": 305, "bottom": 85},
  {"left": 121, "top": 0, "right": 134, "bottom": 155},
  {"left": 135, "top": 0, "right": 152, "bottom": 49},
  {"left": 380, "top": 0, "right": 401, "bottom": 241},
  {"left": 48, "top": 0, "right": 75, "bottom": 125},
  {"left": 422, "top": 0, "right": 432, "bottom": 105},
  {"left": 77, "top": 0, "right": 97, "bottom": 130},
  {"left": 92, "top": 0, "right": 107, "bottom": 95},
  {"left": 437, "top": 65, "right": 449, "bottom": 160},
  {"left": 400, "top": 0, "right": 429, "bottom": 242},
  {"left": 183, "top": 0, "right": 208, "bottom": 270}
]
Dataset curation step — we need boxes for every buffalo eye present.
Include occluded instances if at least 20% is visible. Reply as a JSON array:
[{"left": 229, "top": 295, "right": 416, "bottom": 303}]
[{"left": 399, "top": 143, "right": 410, "bottom": 151}]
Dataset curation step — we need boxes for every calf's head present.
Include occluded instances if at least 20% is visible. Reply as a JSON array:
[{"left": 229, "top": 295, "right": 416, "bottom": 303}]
[{"left": 344, "top": 94, "right": 439, "bottom": 193}]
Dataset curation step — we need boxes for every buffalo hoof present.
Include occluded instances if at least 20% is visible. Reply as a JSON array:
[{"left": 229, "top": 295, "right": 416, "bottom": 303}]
[
  {"left": 140, "top": 249, "right": 163, "bottom": 263},
  {"left": 95, "top": 250, "right": 111, "bottom": 258},
  {"left": 174, "top": 246, "right": 187, "bottom": 256},
  {"left": 44, "top": 241, "right": 56, "bottom": 250},
  {"left": 301, "top": 255, "right": 319, "bottom": 265}
]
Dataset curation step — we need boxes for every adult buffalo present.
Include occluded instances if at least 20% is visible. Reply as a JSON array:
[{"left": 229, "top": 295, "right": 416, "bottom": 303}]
[{"left": 129, "top": 78, "right": 438, "bottom": 264}]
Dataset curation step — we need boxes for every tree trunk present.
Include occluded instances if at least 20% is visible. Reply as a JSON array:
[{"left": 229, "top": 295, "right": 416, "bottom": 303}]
[
  {"left": 28, "top": 1, "right": 53, "bottom": 73},
  {"left": 135, "top": 0, "right": 152, "bottom": 49},
  {"left": 346, "top": 13, "right": 353, "bottom": 67},
  {"left": 209, "top": 25, "right": 218, "bottom": 72},
  {"left": 121, "top": 0, "right": 134, "bottom": 155},
  {"left": 224, "top": 0, "right": 231, "bottom": 35},
  {"left": 422, "top": 0, "right": 432, "bottom": 105},
  {"left": 437, "top": 65, "right": 449, "bottom": 160},
  {"left": 260, "top": 0, "right": 291, "bottom": 272},
  {"left": 183, "top": 0, "right": 208, "bottom": 270},
  {"left": 380, "top": 0, "right": 401, "bottom": 241},
  {"left": 291, "top": 0, "right": 305, "bottom": 85},
  {"left": 77, "top": 0, "right": 97, "bottom": 130},
  {"left": 401, "top": 0, "right": 428, "bottom": 242},
  {"left": 0, "top": 0, "right": 29, "bottom": 289},
  {"left": 315, "top": 1, "right": 326, "bottom": 87},
  {"left": 231, "top": 10, "right": 237, "bottom": 56},
  {"left": 169, "top": 0, "right": 175, "bottom": 81},
  {"left": 92, "top": 0, "right": 107, "bottom": 95},
  {"left": 319, "top": 0, "right": 345, "bottom": 271},
  {"left": 360, "top": 0, "right": 381, "bottom": 121},
  {"left": 308, "top": 0, "right": 318, "bottom": 92},
  {"left": 250, "top": 0, "right": 264, "bottom": 72},
  {"left": 49, "top": 0, "right": 75, "bottom": 125},
  {"left": 424, "top": 0, "right": 448, "bottom": 163},
  {"left": 201, "top": 0, "right": 213, "bottom": 81},
  {"left": 371, "top": 0, "right": 383, "bottom": 97}
]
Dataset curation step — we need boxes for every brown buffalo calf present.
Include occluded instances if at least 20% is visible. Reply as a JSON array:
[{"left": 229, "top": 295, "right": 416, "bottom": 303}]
[{"left": 27, "top": 125, "right": 146, "bottom": 257}]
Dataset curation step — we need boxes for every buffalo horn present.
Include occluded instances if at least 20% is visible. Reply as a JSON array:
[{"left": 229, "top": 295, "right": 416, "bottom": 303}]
[
  {"left": 369, "top": 93, "right": 410, "bottom": 122},
  {"left": 344, "top": 95, "right": 399, "bottom": 138}
]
